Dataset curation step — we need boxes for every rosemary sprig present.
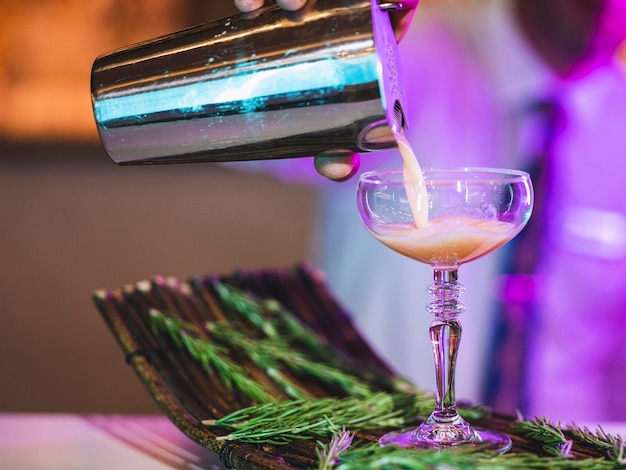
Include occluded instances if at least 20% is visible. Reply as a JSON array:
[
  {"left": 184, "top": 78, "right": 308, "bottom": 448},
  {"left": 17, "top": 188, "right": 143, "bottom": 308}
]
[
  {"left": 333, "top": 441, "right": 618, "bottom": 469},
  {"left": 206, "top": 321, "right": 374, "bottom": 398},
  {"left": 213, "top": 282, "right": 279, "bottom": 338},
  {"left": 149, "top": 309, "right": 274, "bottom": 404},
  {"left": 330, "top": 442, "right": 486, "bottom": 470},
  {"left": 566, "top": 424, "right": 626, "bottom": 463},
  {"left": 205, "top": 392, "right": 422, "bottom": 444},
  {"left": 513, "top": 417, "right": 569, "bottom": 457},
  {"left": 214, "top": 282, "right": 342, "bottom": 362},
  {"left": 511, "top": 417, "right": 626, "bottom": 467},
  {"left": 567, "top": 425, "right": 618, "bottom": 451}
]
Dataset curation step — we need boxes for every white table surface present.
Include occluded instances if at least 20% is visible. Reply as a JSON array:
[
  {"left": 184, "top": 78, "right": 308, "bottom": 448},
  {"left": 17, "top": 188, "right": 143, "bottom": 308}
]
[
  {"left": 0, "top": 414, "right": 227, "bottom": 469},
  {"left": 1, "top": 413, "right": 624, "bottom": 469}
]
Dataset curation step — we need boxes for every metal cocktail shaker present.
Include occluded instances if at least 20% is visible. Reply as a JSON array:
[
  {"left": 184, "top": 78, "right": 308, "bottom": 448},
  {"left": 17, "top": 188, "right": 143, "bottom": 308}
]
[{"left": 91, "top": 0, "right": 409, "bottom": 165}]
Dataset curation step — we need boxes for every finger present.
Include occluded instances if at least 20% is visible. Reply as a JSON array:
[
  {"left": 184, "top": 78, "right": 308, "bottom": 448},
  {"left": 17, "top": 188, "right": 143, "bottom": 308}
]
[
  {"left": 234, "top": 0, "right": 264, "bottom": 13},
  {"left": 314, "top": 151, "right": 360, "bottom": 182},
  {"left": 276, "top": 0, "right": 307, "bottom": 11}
]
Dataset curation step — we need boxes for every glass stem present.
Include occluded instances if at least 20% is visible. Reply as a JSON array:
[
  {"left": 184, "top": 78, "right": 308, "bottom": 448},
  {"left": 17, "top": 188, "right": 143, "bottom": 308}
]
[{"left": 427, "top": 269, "right": 465, "bottom": 425}]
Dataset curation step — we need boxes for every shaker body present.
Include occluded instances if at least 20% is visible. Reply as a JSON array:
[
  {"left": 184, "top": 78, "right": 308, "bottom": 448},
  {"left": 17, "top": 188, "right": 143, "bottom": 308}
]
[{"left": 91, "top": 0, "right": 407, "bottom": 165}]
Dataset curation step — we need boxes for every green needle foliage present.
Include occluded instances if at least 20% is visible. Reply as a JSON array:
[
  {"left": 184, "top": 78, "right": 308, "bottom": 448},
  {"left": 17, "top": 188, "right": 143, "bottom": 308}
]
[
  {"left": 214, "top": 282, "right": 358, "bottom": 365},
  {"left": 149, "top": 309, "right": 275, "bottom": 404},
  {"left": 513, "top": 417, "right": 569, "bottom": 457},
  {"left": 331, "top": 439, "right": 619, "bottom": 469},
  {"left": 206, "top": 392, "right": 422, "bottom": 445},
  {"left": 329, "top": 441, "right": 490, "bottom": 470},
  {"left": 566, "top": 424, "right": 626, "bottom": 462},
  {"left": 206, "top": 321, "right": 374, "bottom": 398},
  {"left": 513, "top": 418, "right": 626, "bottom": 465}
]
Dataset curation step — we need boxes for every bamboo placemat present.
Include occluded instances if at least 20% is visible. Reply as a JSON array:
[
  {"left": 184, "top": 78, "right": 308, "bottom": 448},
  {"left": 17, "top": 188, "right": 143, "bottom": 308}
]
[{"left": 92, "top": 264, "right": 614, "bottom": 469}]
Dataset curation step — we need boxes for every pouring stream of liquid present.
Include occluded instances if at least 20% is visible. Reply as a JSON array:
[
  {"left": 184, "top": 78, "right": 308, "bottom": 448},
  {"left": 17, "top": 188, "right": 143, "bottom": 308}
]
[{"left": 396, "top": 131, "right": 429, "bottom": 228}]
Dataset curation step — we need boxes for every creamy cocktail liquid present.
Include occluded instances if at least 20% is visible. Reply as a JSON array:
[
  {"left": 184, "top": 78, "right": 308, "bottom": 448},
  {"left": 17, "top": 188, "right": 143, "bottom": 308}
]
[
  {"left": 393, "top": 133, "right": 515, "bottom": 268},
  {"left": 373, "top": 217, "right": 515, "bottom": 268}
]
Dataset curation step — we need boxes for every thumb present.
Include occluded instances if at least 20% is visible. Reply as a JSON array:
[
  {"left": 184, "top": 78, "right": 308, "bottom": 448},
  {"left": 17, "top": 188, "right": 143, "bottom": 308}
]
[
  {"left": 234, "top": 0, "right": 264, "bottom": 13},
  {"left": 276, "top": 0, "right": 307, "bottom": 10},
  {"left": 314, "top": 151, "right": 360, "bottom": 182}
]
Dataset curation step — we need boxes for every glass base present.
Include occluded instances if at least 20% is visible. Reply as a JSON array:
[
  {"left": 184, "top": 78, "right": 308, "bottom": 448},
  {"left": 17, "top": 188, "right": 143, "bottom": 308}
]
[{"left": 380, "top": 424, "right": 512, "bottom": 453}]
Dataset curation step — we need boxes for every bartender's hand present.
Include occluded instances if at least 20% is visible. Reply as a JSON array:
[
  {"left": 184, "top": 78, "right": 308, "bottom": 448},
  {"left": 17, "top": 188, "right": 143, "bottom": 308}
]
[
  {"left": 234, "top": 0, "right": 416, "bottom": 40},
  {"left": 234, "top": 0, "right": 418, "bottom": 181}
]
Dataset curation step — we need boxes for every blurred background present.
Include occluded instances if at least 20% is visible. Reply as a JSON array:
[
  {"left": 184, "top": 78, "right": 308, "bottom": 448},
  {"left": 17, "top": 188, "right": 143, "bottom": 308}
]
[
  {"left": 6, "top": 0, "right": 626, "bottom": 419},
  {"left": 0, "top": 1, "right": 318, "bottom": 413}
]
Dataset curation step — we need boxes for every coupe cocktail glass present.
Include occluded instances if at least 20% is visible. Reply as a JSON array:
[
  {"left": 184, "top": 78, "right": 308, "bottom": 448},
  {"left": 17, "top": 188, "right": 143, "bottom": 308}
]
[{"left": 357, "top": 168, "right": 533, "bottom": 452}]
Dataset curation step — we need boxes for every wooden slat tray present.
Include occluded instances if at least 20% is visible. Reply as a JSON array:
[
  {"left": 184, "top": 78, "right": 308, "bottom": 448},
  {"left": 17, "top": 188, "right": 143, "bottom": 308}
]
[{"left": 92, "top": 264, "right": 617, "bottom": 469}]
